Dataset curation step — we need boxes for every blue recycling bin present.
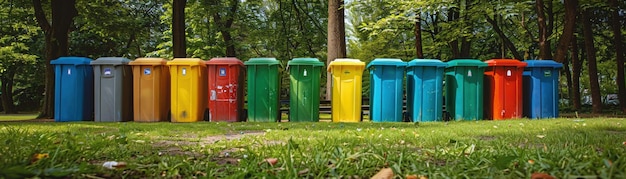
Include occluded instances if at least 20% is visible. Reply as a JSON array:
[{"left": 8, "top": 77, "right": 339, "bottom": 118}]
[
  {"left": 523, "top": 60, "right": 563, "bottom": 119},
  {"left": 406, "top": 59, "right": 447, "bottom": 122},
  {"left": 367, "top": 58, "right": 407, "bottom": 122},
  {"left": 51, "top": 57, "right": 94, "bottom": 122}
]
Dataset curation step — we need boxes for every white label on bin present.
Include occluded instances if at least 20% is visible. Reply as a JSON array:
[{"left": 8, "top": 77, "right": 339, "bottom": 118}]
[
  {"left": 144, "top": 68, "right": 151, "bottom": 75},
  {"left": 467, "top": 70, "right": 472, "bottom": 77},
  {"left": 104, "top": 68, "right": 112, "bottom": 75},
  {"left": 210, "top": 90, "right": 216, "bottom": 100},
  {"left": 544, "top": 70, "right": 551, "bottom": 77},
  {"left": 182, "top": 68, "right": 187, "bottom": 76},
  {"left": 303, "top": 69, "right": 307, "bottom": 76},
  {"left": 506, "top": 70, "right": 511, "bottom": 77},
  {"left": 67, "top": 68, "right": 71, "bottom": 75},
  {"left": 219, "top": 68, "right": 226, "bottom": 76}
]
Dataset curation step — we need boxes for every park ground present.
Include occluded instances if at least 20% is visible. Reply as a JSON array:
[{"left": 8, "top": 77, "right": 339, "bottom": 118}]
[{"left": 0, "top": 114, "right": 625, "bottom": 178}]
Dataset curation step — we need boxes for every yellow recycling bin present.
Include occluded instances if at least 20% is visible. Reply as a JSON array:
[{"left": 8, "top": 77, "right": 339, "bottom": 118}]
[
  {"left": 327, "top": 58, "right": 366, "bottom": 122},
  {"left": 167, "top": 58, "right": 207, "bottom": 122}
]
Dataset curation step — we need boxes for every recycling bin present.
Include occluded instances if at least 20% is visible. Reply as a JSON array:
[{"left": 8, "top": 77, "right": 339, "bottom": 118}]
[
  {"left": 406, "top": 59, "right": 447, "bottom": 122},
  {"left": 287, "top": 58, "right": 324, "bottom": 122},
  {"left": 523, "top": 60, "right": 563, "bottom": 119},
  {"left": 206, "top": 57, "right": 245, "bottom": 122},
  {"left": 245, "top": 58, "right": 280, "bottom": 122},
  {"left": 483, "top": 59, "right": 527, "bottom": 120},
  {"left": 129, "top": 58, "right": 170, "bottom": 122},
  {"left": 327, "top": 58, "right": 366, "bottom": 122},
  {"left": 445, "top": 59, "right": 487, "bottom": 120},
  {"left": 167, "top": 58, "right": 207, "bottom": 122},
  {"left": 51, "top": 57, "right": 94, "bottom": 122},
  {"left": 91, "top": 57, "right": 133, "bottom": 122},
  {"left": 367, "top": 58, "right": 406, "bottom": 122}
]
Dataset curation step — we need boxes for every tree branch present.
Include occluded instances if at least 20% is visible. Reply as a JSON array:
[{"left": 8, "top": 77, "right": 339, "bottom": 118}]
[{"left": 33, "top": 0, "right": 51, "bottom": 32}]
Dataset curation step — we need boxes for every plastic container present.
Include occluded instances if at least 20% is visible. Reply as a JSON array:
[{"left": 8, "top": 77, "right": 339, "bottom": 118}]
[
  {"left": 445, "top": 59, "right": 487, "bottom": 120},
  {"left": 129, "top": 58, "right": 170, "bottom": 122},
  {"left": 51, "top": 57, "right": 94, "bottom": 122},
  {"left": 245, "top": 58, "right": 281, "bottom": 122},
  {"left": 167, "top": 58, "right": 207, "bottom": 122},
  {"left": 206, "top": 57, "right": 245, "bottom": 122},
  {"left": 327, "top": 58, "right": 366, "bottom": 122},
  {"left": 406, "top": 59, "right": 447, "bottom": 122},
  {"left": 483, "top": 59, "right": 527, "bottom": 120},
  {"left": 287, "top": 58, "right": 324, "bottom": 122},
  {"left": 367, "top": 58, "right": 406, "bottom": 122},
  {"left": 523, "top": 60, "right": 563, "bottom": 119},
  {"left": 91, "top": 57, "right": 133, "bottom": 122}
]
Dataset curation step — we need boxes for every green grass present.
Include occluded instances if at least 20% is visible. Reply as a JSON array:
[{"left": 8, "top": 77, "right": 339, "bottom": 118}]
[
  {"left": 1, "top": 118, "right": 625, "bottom": 178},
  {"left": 0, "top": 113, "right": 37, "bottom": 121}
]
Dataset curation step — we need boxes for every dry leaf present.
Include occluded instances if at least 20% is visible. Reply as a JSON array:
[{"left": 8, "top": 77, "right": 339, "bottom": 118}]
[
  {"left": 531, "top": 172, "right": 555, "bottom": 179},
  {"left": 371, "top": 168, "right": 393, "bottom": 179},
  {"left": 528, "top": 160, "right": 535, "bottom": 165},
  {"left": 297, "top": 168, "right": 310, "bottom": 175},
  {"left": 265, "top": 158, "right": 278, "bottom": 166},
  {"left": 536, "top": 135, "right": 545, "bottom": 139},
  {"left": 30, "top": 153, "right": 49, "bottom": 163},
  {"left": 405, "top": 175, "right": 418, "bottom": 179}
]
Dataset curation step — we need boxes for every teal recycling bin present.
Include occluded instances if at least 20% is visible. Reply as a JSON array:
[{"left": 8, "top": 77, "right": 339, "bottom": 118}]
[
  {"left": 287, "top": 58, "right": 324, "bottom": 122},
  {"left": 407, "top": 59, "right": 447, "bottom": 122},
  {"left": 245, "top": 58, "right": 281, "bottom": 122},
  {"left": 51, "top": 57, "right": 94, "bottom": 122},
  {"left": 91, "top": 57, "right": 133, "bottom": 122},
  {"left": 445, "top": 59, "right": 487, "bottom": 120},
  {"left": 523, "top": 60, "right": 563, "bottom": 119},
  {"left": 367, "top": 58, "right": 406, "bottom": 122}
]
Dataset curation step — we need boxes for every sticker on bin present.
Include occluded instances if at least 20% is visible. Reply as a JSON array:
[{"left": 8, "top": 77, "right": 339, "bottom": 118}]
[
  {"left": 144, "top": 68, "right": 151, "bottom": 75},
  {"left": 467, "top": 70, "right": 472, "bottom": 77},
  {"left": 544, "top": 70, "right": 551, "bottom": 77},
  {"left": 506, "top": 70, "right": 511, "bottom": 77},
  {"left": 303, "top": 69, "right": 307, "bottom": 76},
  {"left": 219, "top": 68, "right": 226, "bottom": 76},
  {"left": 67, "top": 68, "right": 71, "bottom": 75},
  {"left": 104, "top": 68, "right": 112, "bottom": 75},
  {"left": 182, "top": 68, "right": 187, "bottom": 76}
]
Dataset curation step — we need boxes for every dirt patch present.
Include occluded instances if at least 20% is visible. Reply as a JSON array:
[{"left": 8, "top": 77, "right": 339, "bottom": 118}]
[
  {"left": 477, "top": 135, "right": 497, "bottom": 141},
  {"left": 201, "top": 131, "right": 265, "bottom": 144}
]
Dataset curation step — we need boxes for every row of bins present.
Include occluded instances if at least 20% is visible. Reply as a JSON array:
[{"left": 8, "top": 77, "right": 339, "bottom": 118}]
[{"left": 51, "top": 56, "right": 561, "bottom": 123}]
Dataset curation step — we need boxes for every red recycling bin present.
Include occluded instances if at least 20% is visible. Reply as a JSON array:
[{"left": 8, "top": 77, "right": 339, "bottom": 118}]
[
  {"left": 483, "top": 59, "right": 527, "bottom": 120},
  {"left": 206, "top": 57, "right": 246, "bottom": 122}
]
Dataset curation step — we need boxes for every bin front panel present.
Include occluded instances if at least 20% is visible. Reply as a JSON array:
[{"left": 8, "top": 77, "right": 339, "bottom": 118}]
[
  {"left": 207, "top": 63, "right": 244, "bottom": 122},
  {"left": 54, "top": 63, "right": 94, "bottom": 122},
  {"left": 246, "top": 64, "right": 280, "bottom": 122},
  {"left": 523, "top": 67, "right": 560, "bottom": 118},
  {"left": 289, "top": 64, "right": 321, "bottom": 122},
  {"left": 445, "top": 66, "right": 485, "bottom": 120},
  {"left": 169, "top": 60, "right": 207, "bottom": 122},
  {"left": 483, "top": 59, "right": 526, "bottom": 120},
  {"left": 132, "top": 64, "right": 170, "bottom": 122},
  {"left": 330, "top": 64, "right": 364, "bottom": 122},
  {"left": 369, "top": 65, "right": 405, "bottom": 122},
  {"left": 407, "top": 65, "right": 445, "bottom": 122},
  {"left": 93, "top": 64, "right": 133, "bottom": 122}
]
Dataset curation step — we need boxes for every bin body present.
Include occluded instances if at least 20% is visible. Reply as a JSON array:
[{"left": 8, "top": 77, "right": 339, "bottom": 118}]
[
  {"left": 288, "top": 58, "right": 324, "bottom": 122},
  {"left": 367, "top": 58, "right": 406, "bottom": 122},
  {"left": 523, "top": 60, "right": 563, "bottom": 119},
  {"left": 327, "top": 59, "right": 366, "bottom": 122},
  {"left": 51, "top": 57, "right": 94, "bottom": 122},
  {"left": 167, "top": 58, "right": 207, "bottom": 122},
  {"left": 406, "top": 59, "right": 447, "bottom": 122},
  {"left": 483, "top": 59, "right": 527, "bottom": 120},
  {"left": 91, "top": 57, "right": 133, "bottom": 122},
  {"left": 129, "top": 58, "right": 170, "bottom": 122},
  {"left": 445, "top": 59, "right": 487, "bottom": 120},
  {"left": 206, "top": 57, "right": 245, "bottom": 122},
  {"left": 245, "top": 58, "right": 280, "bottom": 122}
]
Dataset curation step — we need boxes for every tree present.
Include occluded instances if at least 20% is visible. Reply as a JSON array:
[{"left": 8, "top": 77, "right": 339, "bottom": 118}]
[
  {"left": 535, "top": 0, "right": 553, "bottom": 59},
  {"left": 33, "top": 0, "right": 78, "bottom": 119},
  {"left": 326, "top": 0, "right": 346, "bottom": 100},
  {"left": 553, "top": 0, "right": 578, "bottom": 64},
  {"left": 581, "top": 8, "right": 602, "bottom": 113},
  {"left": 172, "top": 0, "right": 186, "bottom": 58},
  {"left": 609, "top": 0, "right": 626, "bottom": 113},
  {"left": 208, "top": 0, "right": 238, "bottom": 57}
]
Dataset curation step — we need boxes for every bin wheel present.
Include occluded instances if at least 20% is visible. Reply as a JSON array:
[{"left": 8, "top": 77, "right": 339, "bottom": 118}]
[
  {"left": 242, "top": 109, "right": 248, "bottom": 122},
  {"left": 403, "top": 112, "right": 410, "bottom": 122},
  {"left": 203, "top": 109, "right": 210, "bottom": 121},
  {"left": 167, "top": 110, "right": 172, "bottom": 122}
]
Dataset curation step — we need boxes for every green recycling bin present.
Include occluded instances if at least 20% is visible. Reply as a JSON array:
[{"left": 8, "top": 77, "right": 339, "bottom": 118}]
[
  {"left": 245, "top": 58, "right": 281, "bottom": 122},
  {"left": 445, "top": 59, "right": 487, "bottom": 120},
  {"left": 287, "top": 58, "right": 324, "bottom": 122}
]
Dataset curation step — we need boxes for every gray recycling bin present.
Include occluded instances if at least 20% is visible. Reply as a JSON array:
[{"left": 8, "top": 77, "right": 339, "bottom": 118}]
[{"left": 91, "top": 57, "right": 133, "bottom": 122}]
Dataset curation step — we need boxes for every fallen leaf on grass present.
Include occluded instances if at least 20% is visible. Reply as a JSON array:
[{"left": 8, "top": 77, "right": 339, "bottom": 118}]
[
  {"left": 31, "top": 153, "right": 49, "bottom": 163},
  {"left": 371, "top": 168, "right": 393, "bottom": 179},
  {"left": 531, "top": 172, "right": 555, "bottom": 179},
  {"left": 262, "top": 158, "right": 278, "bottom": 166},
  {"left": 536, "top": 135, "right": 545, "bottom": 139},
  {"left": 297, "top": 168, "right": 309, "bottom": 175}
]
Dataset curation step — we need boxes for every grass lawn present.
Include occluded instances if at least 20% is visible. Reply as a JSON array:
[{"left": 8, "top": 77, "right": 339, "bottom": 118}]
[
  {"left": 0, "top": 113, "right": 38, "bottom": 121},
  {"left": 1, "top": 118, "right": 625, "bottom": 178}
]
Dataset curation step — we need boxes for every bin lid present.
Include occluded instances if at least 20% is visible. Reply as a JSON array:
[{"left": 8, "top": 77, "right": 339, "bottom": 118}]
[
  {"left": 206, "top": 57, "right": 244, "bottom": 66},
  {"left": 166, "top": 58, "right": 206, "bottom": 66},
  {"left": 287, "top": 58, "right": 324, "bottom": 67},
  {"left": 366, "top": 58, "right": 406, "bottom": 68},
  {"left": 91, "top": 57, "right": 130, "bottom": 66},
  {"left": 50, "top": 57, "right": 92, "bottom": 65},
  {"left": 327, "top": 58, "right": 365, "bottom": 71},
  {"left": 407, "top": 59, "right": 447, "bottom": 67},
  {"left": 129, "top": 58, "right": 168, "bottom": 66},
  {"left": 244, "top": 58, "right": 280, "bottom": 66},
  {"left": 485, "top": 59, "right": 527, "bottom": 67},
  {"left": 523, "top": 60, "right": 563, "bottom": 68},
  {"left": 446, "top": 59, "right": 487, "bottom": 68}
]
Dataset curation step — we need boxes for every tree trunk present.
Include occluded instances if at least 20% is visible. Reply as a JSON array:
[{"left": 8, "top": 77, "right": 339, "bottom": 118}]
[
  {"left": 609, "top": 0, "right": 626, "bottom": 113},
  {"left": 563, "top": 54, "right": 573, "bottom": 104},
  {"left": 34, "top": 0, "right": 78, "bottom": 119},
  {"left": 485, "top": 15, "right": 523, "bottom": 60},
  {"left": 536, "top": 0, "right": 552, "bottom": 59},
  {"left": 173, "top": 0, "right": 186, "bottom": 58},
  {"left": 414, "top": 15, "right": 423, "bottom": 58},
  {"left": 554, "top": 0, "right": 578, "bottom": 63},
  {"left": 210, "top": 0, "right": 238, "bottom": 57},
  {"left": 1, "top": 70, "right": 17, "bottom": 114},
  {"left": 582, "top": 9, "right": 602, "bottom": 113},
  {"left": 326, "top": 0, "right": 346, "bottom": 100},
  {"left": 571, "top": 38, "right": 582, "bottom": 110}
]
